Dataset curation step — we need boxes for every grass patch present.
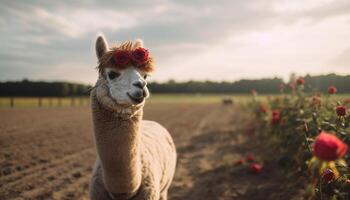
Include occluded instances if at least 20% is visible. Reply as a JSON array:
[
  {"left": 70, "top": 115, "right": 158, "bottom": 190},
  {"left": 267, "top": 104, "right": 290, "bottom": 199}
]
[
  {"left": 148, "top": 94, "right": 251, "bottom": 104},
  {"left": 0, "top": 97, "right": 90, "bottom": 108}
]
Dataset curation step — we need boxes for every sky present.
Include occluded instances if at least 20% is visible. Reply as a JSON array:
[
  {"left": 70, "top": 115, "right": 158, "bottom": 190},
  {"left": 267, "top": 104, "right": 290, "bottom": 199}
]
[{"left": 1, "top": 0, "right": 350, "bottom": 84}]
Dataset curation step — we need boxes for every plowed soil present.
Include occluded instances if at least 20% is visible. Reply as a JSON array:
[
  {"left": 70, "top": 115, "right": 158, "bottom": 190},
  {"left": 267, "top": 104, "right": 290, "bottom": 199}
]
[{"left": 0, "top": 103, "right": 303, "bottom": 200}]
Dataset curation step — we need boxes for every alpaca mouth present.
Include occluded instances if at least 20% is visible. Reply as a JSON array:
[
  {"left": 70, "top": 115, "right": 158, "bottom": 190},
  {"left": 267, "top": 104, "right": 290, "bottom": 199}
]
[{"left": 127, "top": 92, "right": 144, "bottom": 104}]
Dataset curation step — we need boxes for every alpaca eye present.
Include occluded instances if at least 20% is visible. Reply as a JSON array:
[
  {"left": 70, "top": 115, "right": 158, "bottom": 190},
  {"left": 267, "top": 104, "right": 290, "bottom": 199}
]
[
  {"left": 143, "top": 74, "right": 148, "bottom": 79},
  {"left": 108, "top": 71, "right": 120, "bottom": 80}
]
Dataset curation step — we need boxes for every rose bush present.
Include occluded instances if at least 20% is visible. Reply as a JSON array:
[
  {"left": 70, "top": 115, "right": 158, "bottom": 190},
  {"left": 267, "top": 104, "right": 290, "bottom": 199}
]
[{"left": 249, "top": 78, "right": 349, "bottom": 199}]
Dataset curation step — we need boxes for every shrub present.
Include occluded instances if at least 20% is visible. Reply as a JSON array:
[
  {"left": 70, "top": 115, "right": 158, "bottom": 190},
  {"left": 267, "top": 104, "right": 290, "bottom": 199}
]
[{"left": 249, "top": 82, "right": 350, "bottom": 199}]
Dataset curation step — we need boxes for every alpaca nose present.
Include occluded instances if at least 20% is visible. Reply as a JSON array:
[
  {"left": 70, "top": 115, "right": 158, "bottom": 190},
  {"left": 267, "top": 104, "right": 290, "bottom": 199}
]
[
  {"left": 133, "top": 90, "right": 144, "bottom": 98},
  {"left": 132, "top": 80, "right": 146, "bottom": 89}
]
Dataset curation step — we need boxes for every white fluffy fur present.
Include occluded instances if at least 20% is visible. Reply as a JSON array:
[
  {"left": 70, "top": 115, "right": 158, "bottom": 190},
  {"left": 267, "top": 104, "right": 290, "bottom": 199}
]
[{"left": 105, "top": 67, "right": 149, "bottom": 105}]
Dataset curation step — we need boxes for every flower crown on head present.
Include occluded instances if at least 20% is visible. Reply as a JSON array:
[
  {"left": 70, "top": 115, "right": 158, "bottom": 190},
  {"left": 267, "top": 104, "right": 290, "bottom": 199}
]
[{"left": 98, "top": 41, "right": 155, "bottom": 74}]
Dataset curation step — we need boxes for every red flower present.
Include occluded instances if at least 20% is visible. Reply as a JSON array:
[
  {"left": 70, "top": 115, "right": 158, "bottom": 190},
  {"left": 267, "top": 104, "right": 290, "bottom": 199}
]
[
  {"left": 271, "top": 110, "right": 281, "bottom": 125},
  {"left": 235, "top": 157, "right": 244, "bottom": 165},
  {"left": 311, "top": 96, "right": 321, "bottom": 107},
  {"left": 132, "top": 47, "right": 149, "bottom": 65},
  {"left": 247, "top": 153, "right": 254, "bottom": 162},
  {"left": 250, "top": 163, "right": 262, "bottom": 173},
  {"left": 260, "top": 105, "right": 267, "bottom": 113},
  {"left": 113, "top": 50, "right": 131, "bottom": 66},
  {"left": 296, "top": 77, "right": 305, "bottom": 85},
  {"left": 328, "top": 86, "right": 337, "bottom": 94},
  {"left": 344, "top": 99, "right": 350, "bottom": 104},
  {"left": 336, "top": 106, "right": 347, "bottom": 116},
  {"left": 313, "top": 132, "right": 348, "bottom": 161},
  {"left": 322, "top": 169, "right": 335, "bottom": 183}
]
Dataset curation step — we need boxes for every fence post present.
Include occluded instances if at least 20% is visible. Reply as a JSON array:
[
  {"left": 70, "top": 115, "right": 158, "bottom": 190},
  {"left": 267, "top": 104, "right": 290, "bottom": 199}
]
[{"left": 10, "top": 97, "right": 14, "bottom": 108}]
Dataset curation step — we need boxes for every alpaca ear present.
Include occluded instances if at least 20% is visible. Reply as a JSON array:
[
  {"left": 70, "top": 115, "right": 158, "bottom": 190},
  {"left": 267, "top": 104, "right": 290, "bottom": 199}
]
[
  {"left": 134, "top": 39, "right": 144, "bottom": 48},
  {"left": 96, "top": 35, "right": 109, "bottom": 61}
]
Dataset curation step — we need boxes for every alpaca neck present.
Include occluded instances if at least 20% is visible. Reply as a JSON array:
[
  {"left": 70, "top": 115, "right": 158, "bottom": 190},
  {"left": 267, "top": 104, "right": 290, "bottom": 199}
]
[{"left": 91, "top": 94, "right": 142, "bottom": 197}]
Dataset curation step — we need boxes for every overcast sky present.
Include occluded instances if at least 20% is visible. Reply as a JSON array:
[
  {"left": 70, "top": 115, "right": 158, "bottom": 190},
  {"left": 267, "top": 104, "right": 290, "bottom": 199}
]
[{"left": 1, "top": 0, "right": 350, "bottom": 84}]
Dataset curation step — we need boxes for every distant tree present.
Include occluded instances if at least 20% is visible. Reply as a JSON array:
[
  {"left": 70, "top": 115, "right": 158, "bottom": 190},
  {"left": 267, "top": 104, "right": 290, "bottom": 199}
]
[
  {"left": 0, "top": 80, "right": 92, "bottom": 97},
  {"left": 62, "top": 83, "right": 70, "bottom": 96}
]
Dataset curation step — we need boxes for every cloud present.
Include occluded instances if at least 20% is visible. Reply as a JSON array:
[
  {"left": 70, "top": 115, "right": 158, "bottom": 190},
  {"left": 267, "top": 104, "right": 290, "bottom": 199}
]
[
  {"left": 0, "top": 0, "right": 350, "bottom": 84},
  {"left": 330, "top": 48, "right": 350, "bottom": 69}
]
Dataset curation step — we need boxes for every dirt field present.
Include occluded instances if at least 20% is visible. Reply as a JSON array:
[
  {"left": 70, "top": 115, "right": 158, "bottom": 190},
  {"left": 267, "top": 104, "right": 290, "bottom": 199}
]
[{"left": 0, "top": 103, "right": 303, "bottom": 200}]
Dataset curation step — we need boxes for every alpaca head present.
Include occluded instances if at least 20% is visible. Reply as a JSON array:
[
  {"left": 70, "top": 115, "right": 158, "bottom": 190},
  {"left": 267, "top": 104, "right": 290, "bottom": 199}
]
[{"left": 95, "top": 35, "right": 154, "bottom": 107}]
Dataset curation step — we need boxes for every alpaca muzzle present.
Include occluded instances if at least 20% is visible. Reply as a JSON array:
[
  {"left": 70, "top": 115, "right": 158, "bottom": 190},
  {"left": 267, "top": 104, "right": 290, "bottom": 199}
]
[
  {"left": 127, "top": 92, "right": 144, "bottom": 104},
  {"left": 94, "top": 79, "right": 144, "bottom": 119}
]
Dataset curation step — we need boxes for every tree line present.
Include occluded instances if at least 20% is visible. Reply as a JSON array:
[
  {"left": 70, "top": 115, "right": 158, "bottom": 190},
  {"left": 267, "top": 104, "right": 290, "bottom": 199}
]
[
  {"left": 0, "top": 79, "right": 91, "bottom": 97},
  {"left": 0, "top": 74, "right": 349, "bottom": 97},
  {"left": 149, "top": 78, "right": 283, "bottom": 94}
]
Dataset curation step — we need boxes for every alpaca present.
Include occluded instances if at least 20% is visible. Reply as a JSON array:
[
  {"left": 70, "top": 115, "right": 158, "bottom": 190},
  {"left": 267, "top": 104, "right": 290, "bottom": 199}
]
[{"left": 89, "top": 35, "right": 177, "bottom": 200}]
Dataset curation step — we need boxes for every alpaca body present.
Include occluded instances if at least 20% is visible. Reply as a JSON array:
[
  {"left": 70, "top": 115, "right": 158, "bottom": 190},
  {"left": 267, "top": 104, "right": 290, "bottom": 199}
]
[
  {"left": 89, "top": 89, "right": 176, "bottom": 200},
  {"left": 90, "top": 121, "right": 176, "bottom": 200}
]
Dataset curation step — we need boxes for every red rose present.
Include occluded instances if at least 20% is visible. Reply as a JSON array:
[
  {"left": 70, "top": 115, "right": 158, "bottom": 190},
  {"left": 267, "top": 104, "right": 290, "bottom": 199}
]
[
  {"left": 132, "top": 47, "right": 149, "bottom": 65},
  {"left": 328, "top": 86, "right": 337, "bottom": 94},
  {"left": 260, "top": 105, "right": 267, "bottom": 113},
  {"left": 322, "top": 169, "right": 335, "bottom": 183},
  {"left": 250, "top": 163, "right": 262, "bottom": 173},
  {"left": 336, "top": 106, "right": 347, "bottom": 116},
  {"left": 235, "top": 157, "right": 244, "bottom": 165},
  {"left": 296, "top": 77, "right": 305, "bottom": 85},
  {"left": 113, "top": 50, "right": 131, "bottom": 66},
  {"left": 271, "top": 110, "right": 281, "bottom": 125},
  {"left": 247, "top": 153, "right": 254, "bottom": 162},
  {"left": 313, "top": 132, "right": 348, "bottom": 161}
]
